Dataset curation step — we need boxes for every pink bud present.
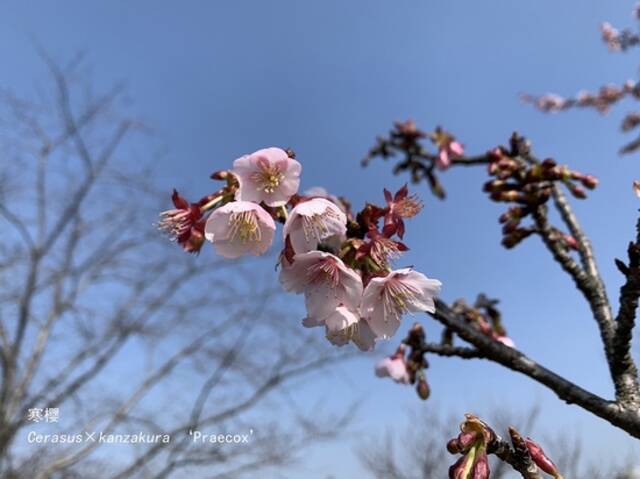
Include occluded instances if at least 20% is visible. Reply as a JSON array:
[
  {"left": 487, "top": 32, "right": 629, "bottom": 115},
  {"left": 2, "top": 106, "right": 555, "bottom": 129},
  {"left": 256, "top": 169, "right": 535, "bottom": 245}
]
[
  {"left": 447, "top": 438, "right": 461, "bottom": 454},
  {"left": 563, "top": 234, "right": 579, "bottom": 250},
  {"left": 472, "top": 451, "right": 490, "bottom": 479},
  {"left": 581, "top": 174, "right": 599, "bottom": 189},
  {"left": 525, "top": 437, "right": 562, "bottom": 478}
]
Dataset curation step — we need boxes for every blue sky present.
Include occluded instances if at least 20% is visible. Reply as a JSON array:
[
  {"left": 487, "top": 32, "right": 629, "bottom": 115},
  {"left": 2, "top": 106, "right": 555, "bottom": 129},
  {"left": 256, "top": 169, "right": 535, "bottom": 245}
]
[{"left": 2, "top": 0, "right": 640, "bottom": 476}]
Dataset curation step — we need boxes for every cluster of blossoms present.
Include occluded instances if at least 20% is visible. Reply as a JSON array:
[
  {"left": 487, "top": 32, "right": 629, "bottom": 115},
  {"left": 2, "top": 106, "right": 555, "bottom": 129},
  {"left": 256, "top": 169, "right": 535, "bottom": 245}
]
[
  {"left": 362, "top": 120, "right": 464, "bottom": 198},
  {"left": 601, "top": 19, "right": 640, "bottom": 52},
  {"left": 447, "top": 415, "right": 563, "bottom": 479},
  {"left": 159, "top": 147, "right": 442, "bottom": 351},
  {"left": 375, "top": 323, "right": 431, "bottom": 399},
  {"left": 484, "top": 136, "right": 598, "bottom": 250},
  {"left": 523, "top": 80, "right": 640, "bottom": 115},
  {"left": 451, "top": 295, "right": 513, "bottom": 347},
  {"left": 523, "top": 7, "right": 640, "bottom": 155},
  {"left": 374, "top": 297, "right": 514, "bottom": 399}
]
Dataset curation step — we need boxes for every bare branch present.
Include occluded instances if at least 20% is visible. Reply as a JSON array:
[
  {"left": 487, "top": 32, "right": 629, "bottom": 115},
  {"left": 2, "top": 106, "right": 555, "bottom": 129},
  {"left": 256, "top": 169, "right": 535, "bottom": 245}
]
[{"left": 432, "top": 299, "right": 640, "bottom": 439}]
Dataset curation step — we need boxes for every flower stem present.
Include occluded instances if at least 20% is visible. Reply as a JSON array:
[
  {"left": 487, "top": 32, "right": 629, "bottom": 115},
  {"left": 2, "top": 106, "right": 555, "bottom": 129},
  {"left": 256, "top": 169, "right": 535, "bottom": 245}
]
[{"left": 201, "top": 195, "right": 224, "bottom": 211}]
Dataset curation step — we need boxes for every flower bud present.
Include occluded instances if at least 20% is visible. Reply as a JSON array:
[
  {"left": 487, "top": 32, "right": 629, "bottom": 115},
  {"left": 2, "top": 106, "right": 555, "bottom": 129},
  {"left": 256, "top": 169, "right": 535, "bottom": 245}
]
[
  {"left": 569, "top": 184, "right": 587, "bottom": 199},
  {"left": 210, "top": 170, "right": 230, "bottom": 180},
  {"left": 497, "top": 157, "right": 516, "bottom": 170},
  {"left": 502, "top": 220, "right": 520, "bottom": 234},
  {"left": 416, "top": 376, "right": 430, "bottom": 400},
  {"left": 502, "top": 228, "right": 532, "bottom": 249},
  {"left": 488, "top": 147, "right": 504, "bottom": 161},
  {"left": 449, "top": 454, "right": 474, "bottom": 479},
  {"left": 472, "top": 450, "right": 490, "bottom": 479},
  {"left": 408, "top": 322, "right": 426, "bottom": 344},
  {"left": 525, "top": 438, "right": 563, "bottom": 479},
  {"left": 541, "top": 158, "right": 557, "bottom": 169},
  {"left": 563, "top": 234, "right": 579, "bottom": 250},
  {"left": 580, "top": 174, "right": 599, "bottom": 189},
  {"left": 457, "top": 431, "right": 477, "bottom": 451},
  {"left": 447, "top": 438, "right": 461, "bottom": 454},
  {"left": 499, "top": 206, "right": 527, "bottom": 223}
]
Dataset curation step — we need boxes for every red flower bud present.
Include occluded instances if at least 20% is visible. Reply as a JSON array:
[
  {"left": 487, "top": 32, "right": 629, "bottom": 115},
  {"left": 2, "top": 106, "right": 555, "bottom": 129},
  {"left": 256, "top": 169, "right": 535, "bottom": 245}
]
[
  {"left": 449, "top": 455, "right": 473, "bottom": 479},
  {"left": 472, "top": 450, "right": 490, "bottom": 479},
  {"left": 416, "top": 377, "right": 430, "bottom": 400},
  {"left": 456, "top": 431, "right": 477, "bottom": 451},
  {"left": 502, "top": 220, "right": 520, "bottom": 234},
  {"left": 580, "top": 174, "right": 599, "bottom": 189},
  {"left": 525, "top": 438, "right": 563, "bottom": 478},
  {"left": 541, "top": 158, "right": 557, "bottom": 169},
  {"left": 447, "top": 438, "right": 461, "bottom": 454},
  {"left": 570, "top": 185, "right": 587, "bottom": 199},
  {"left": 563, "top": 234, "right": 579, "bottom": 250}
]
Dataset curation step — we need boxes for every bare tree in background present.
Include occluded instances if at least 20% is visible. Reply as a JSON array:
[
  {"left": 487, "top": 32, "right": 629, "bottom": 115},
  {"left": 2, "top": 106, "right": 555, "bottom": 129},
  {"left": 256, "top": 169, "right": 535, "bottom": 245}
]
[{"left": 0, "top": 55, "right": 352, "bottom": 478}]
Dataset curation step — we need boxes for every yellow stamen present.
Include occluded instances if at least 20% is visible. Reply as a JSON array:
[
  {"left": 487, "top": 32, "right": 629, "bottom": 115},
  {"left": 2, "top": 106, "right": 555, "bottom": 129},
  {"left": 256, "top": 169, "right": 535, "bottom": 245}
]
[
  {"left": 382, "top": 277, "right": 420, "bottom": 321},
  {"left": 227, "top": 210, "right": 261, "bottom": 243},
  {"left": 251, "top": 161, "right": 284, "bottom": 194},
  {"left": 301, "top": 210, "right": 341, "bottom": 242}
]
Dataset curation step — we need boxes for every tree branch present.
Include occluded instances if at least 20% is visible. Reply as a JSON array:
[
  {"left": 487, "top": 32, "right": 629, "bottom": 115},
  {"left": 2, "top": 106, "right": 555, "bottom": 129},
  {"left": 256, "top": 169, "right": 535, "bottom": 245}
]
[
  {"left": 432, "top": 299, "right": 640, "bottom": 439},
  {"left": 612, "top": 217, "right": 640, "bottom": 407}
]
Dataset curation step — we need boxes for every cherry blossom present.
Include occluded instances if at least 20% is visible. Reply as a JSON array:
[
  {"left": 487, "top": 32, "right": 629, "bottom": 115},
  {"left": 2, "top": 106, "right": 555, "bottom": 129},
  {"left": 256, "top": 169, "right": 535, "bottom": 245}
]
[
  {"left": 431, "top": 127, "right": 465, "bottom": 170},
  {"left": 204, "top": 201, "right": 275, "bottom": 259},
  {"left": 303, "top": 186, "right": 348, "bottom": 213},
  {"left": 382, "top": 184, "right": 423, "bottom": 238},
  {"left": 232, "top": 147, "right": 301, "bottom": 207},
  {"left": 357, "top": 228, "right": 408, "bottom": 268},
  {"left": 362, "top": 268, "right": 442, "bottom": 339},
  {"left": 279, "top": 251, "right": 363, "bottom": 321},
  {"left": 437, "top": 139, "right": 464, "bottom": 170},
  {"left": 375, "top": 352, "right": 410, "bottom": 384},
  {"left": 157, "top": 189, "right": 206, "bottom": 253},
  {"left": 283, "top": 198, "right": 347, "bottom": 255},
  {"left": 350, "top": 319, "right": 377, "bottom": 351},
  {"left": 601, "top": 22, "right": 621, "bottom": 51},
  {"left": 324, "top": 306, "right": 359, "bottom": 346}
]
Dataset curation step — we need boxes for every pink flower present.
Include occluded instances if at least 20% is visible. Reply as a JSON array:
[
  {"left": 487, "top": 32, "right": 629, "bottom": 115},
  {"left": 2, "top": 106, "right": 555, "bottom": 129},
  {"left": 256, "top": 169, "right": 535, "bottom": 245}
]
[
  {"left": 283, "top": 198, "right": 347, "bottom": 255},
  {"left": 204, "top": 201, "right": 275, "bottom": 259},
  {"left": 324, "top": 306, "right": 360, "bottom": 347},
  {"left": 432, "top": 127, "right": 464, "bottom": 171},
  {"left": 375, "top": 355, "right": 410, "bottom": 384},
  {"left": 307, "top": 306, "right": 376, "bottom": 351},
  {"left": 303, "top": 186, "right": 348, "bottom": 213},
  {"left": 601, "top": 22, "right": 621, "bottom": 51},
  {"left": 232, "top": 147, "right": 301, "bottom": 207},
  {"left": 279, "top": 251, "right": 363, "bottom": 321},
  {"left": 362, "top": 268, "right": 442, "bottom": 339},
  {"left": 437, "top": 140, "right": 464, "bottom": 170},
  {"left": 382, "top": 184, "right": 423, "bottom": 239},
  {"left": 351, "top": 319, "right": 377, "bottom": 351},
  {"left": 158, "top": 189, "right": 206, "bottom": 254},
  {"left": 535, "top": 94, "right": 567, "bottom": 113}
]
